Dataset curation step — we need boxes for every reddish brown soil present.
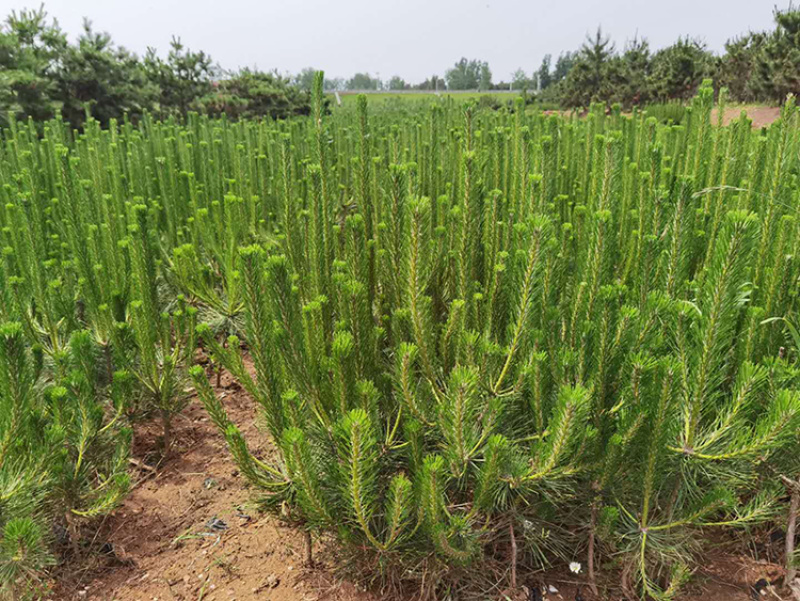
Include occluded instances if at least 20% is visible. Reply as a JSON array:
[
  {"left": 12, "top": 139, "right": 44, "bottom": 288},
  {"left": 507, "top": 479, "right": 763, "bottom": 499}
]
[
  {"left": 712, "top": 105, "right": 782, "bottom": 128},
  {"left": 546, "top": 105, "right": 782, "bottom": 129},
  {"left": 47, "top": 368, "right": 789, "bottom": 601},
  {"left": 49, "top": 371, "right": 374, "bottom": 601}
]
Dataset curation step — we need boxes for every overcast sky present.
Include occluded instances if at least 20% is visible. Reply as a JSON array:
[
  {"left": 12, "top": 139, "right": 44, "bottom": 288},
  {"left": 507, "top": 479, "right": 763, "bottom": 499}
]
[{"left": 1, "top": 0, "right": 788, "bottom": 82}]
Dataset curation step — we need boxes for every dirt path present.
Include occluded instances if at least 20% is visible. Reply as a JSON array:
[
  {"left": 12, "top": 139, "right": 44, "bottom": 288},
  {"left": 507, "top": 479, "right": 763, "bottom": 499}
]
[
  {"left": 51, "top": 370, "right": 371, "bottom": 601},
  {"left": 49, "top": 369, "right": 787, "bottom": 601},
  {"left": 545, "top": 105, "right": 782, "bottom": 129},
  {"left": 713, "top": 105, "right": 781, "bottom": 128}
]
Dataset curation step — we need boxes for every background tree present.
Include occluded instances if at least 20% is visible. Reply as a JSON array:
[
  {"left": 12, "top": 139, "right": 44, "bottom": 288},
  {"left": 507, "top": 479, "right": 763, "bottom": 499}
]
[
  {"left": 388, "top": 75, "right": 407, "bottom": 90},
  {"left": 293, "top": 67, "right": 317, "bottom": 91},
  {"left": 198, "top": 68, "right": 312, "bottom": 120},
  {"left": 346, "top": 72, "right": 381, "bottom": 90},
  {"left": 552, "top": 51, "right": 576, "bottom": 84},
  {"left": 561, "top": 28, "right": 616, "bottom": 106},
  {"left": 648, "top": 37, "right": 713, "bottom": 101},
  {"left": 479, "top": 61, "right": 492, "bottom": 90},
  {"left": 0, "top": 6, "right": 66, "bottom": 124},
  {"left": 414, "top": 74, "right": 443, "bottom": 90},
  {"left": 324, "top": 76, "right": 345, "bottom": 91},
  {"left": 536, "top": 54, "right": 552, "bottom": 90},
  {"left": 445, "top": 57, "right": 489, "bottom": 90},
  {"left": 144, "top": 37, "right": 215, "bottom": 116},
  {"left": 748, "top": 7, "right": 800, "bottom": 102},
  {"left": 56, "top": 20, "right": 157, "bottom": 127},
  {"left": 5, "top": 5, "right": 800, "bottom": 129},
  {"left": 715, "top": 33, "right": 765, "bottom": 103},
  {"left": 511, "top": 68, "right": 530, "bottom": 90},
  {"left": 611, "top": 37, "right": 651, "bottom": 106}
]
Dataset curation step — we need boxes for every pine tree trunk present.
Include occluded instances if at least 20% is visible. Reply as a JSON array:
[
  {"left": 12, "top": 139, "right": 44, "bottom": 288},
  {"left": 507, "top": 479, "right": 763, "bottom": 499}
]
[
  {"left": 665, "top": 470, "right": 683, "bottom": 521},
  {"left": 303, "top": 530, "right": 313, "bottom": 567},
  {"left": 216, "top": 336, "right": 226, "bottom": 388},
  {"left": 65, "top": 511, "right": 81, "bottom": 560},
  {"left": 509, "top": 521, "right": 517, "bottom": 589},
  {"left": 588, "top": 497, "right": 599, "bottom": 595},
  {"left": 104, "top": 343, "right": 114, "bottom": 385},
  {"left": 161, "top": 409, "right": 171, "bottom": 459}
]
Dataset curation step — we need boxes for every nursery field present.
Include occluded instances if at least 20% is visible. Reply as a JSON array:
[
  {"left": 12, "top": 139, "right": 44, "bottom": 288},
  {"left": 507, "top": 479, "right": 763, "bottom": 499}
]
[
  {"left": 1, "top": 75, "right": 799, "bottom": 601},
  {"left": 334, "top": 90, "right": 521, "bottom": 104}
]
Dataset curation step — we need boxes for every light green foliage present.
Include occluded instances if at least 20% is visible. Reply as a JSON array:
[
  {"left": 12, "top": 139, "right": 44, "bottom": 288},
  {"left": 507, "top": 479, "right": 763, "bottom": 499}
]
[
  {"left": 445, "top": 58, "right": 492, "bottom": 91},
  {"left": 168, "top": 81, "right": 798, "bottom": 596},
  {"left": 0, "top": 323, "right": 129, "bottom": 599},
  {"left": 1, "top": 72, "right": 800, "bottom": 599}
]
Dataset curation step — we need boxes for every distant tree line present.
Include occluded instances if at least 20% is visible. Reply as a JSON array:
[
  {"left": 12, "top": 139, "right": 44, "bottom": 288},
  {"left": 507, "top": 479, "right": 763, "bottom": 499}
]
[
  {"left": 292, "top": 68, "right": 442, "bottom": 93},
  {"left": 3, "top": 4, "right": 800, "bottom": 128},
  {"left": 0, "top": 7, "right": 312, "bottom": 128},
  {"left": 504, "top": 6, "right": 800, "bottom": 107},
  {"left": 314, "top": 6, "right": 799, "bottom": 107}
]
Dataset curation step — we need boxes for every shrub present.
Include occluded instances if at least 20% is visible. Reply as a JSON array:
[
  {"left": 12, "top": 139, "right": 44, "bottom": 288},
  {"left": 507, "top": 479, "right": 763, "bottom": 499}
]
[
  {"left": 0, "top": 323, "right": 130, "bottom": 598},
  {"left": 197, "top": 69, "right": 313, "bottom": 121},
  {"left": 190, "top": 79, "right": 800, "bottom": 597},
  {"left": 643, "top": 100, "right": 686, "bottom": 124},
  {"left": 1, "top": 70, "right": 799, "bottom": 599}
]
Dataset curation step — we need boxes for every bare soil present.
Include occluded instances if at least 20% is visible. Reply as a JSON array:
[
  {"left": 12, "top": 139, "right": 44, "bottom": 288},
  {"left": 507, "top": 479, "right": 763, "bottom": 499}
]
[
  {"left": 47, "top": 368, "right": 789, "bottom": 601},
  {"left": 546, "top": 105, "right": 782, "bottom": 129},
  {"left": 712, "top": 105, "right": 782, "bottom": 128},
  {"left": 50, "top": 369, "right": 373, "bottom": 601}
]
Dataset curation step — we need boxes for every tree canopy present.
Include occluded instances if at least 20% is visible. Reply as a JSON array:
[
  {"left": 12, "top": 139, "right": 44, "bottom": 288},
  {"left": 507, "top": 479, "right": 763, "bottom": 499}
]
[
  {"left": 0, "top": 7, "right": 311, "bottom": 128},
  {"left": 3, "top": 4, "right": 800, "bottom": 126},
  {"left": 445, "top": 58, "right": 492, "bottom": 90},
  {"left": 346, "top": 72, "right": 382, "bottom": 90}
]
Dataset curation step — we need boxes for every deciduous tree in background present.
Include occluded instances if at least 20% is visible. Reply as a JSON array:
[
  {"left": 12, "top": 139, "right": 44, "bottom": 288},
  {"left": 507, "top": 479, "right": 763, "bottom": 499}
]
[
  {"left": 511, "top": 68, "right": 531, "bottom": 90},
  {"left": 445, "top": 57, "right": 491, "bottom": 90},
  {"left": 536, "top": 54, "right": 552, "bottom": 90},
  {"left": 388, "top": 75, "right": 407, "bottom": 90},
  {"left": 293, "top": 66, "right": 317, "bottom": 91},
  {"left": 346, "top": 72, "right": 381, "bottom": 90}
]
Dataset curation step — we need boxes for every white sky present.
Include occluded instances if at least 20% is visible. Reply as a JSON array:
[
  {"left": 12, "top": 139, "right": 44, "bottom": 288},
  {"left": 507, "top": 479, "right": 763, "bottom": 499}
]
[{"left": 0, "top": 0, "right": 786, "bottom": 82}]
